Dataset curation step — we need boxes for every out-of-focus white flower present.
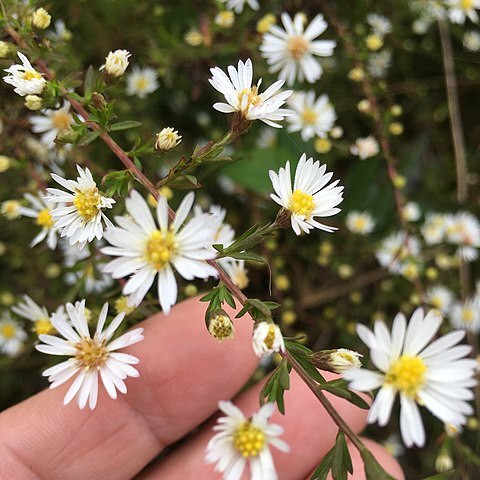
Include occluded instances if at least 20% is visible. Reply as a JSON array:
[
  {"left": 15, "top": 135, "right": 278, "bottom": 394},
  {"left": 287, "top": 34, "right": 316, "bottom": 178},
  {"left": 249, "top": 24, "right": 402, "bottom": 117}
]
[
  {"left": 102, "top": 191, "right": 218, "bottom": 313},
  {"left": 45, "top": 165, "right": 115, "bottom": 249},
  {"left": 215, "top": 11, "right": 235, "bottom": 28},
  {"left": 286, "top": 91, "right": 336, "bottom": 141},
  {"left": 421, "top": 213, "right": 448, "bottom": 245},
  {"left": 367, "top": 13, "right": 392, "bottom": 36},
  {"left": 205, "top": 401, "right": 289, "bottom": 479},
  {"left": 269, "top": 154, "right": 344, "bottom": 235},
  {"left": 382, "top": 434, "right": 405, "bottom": 458},
  {"left": 209, "top": 58, "right": 293, "bottom": 128},
  {"left": 350, "top": 136, "right": 379, "bottom": 159},
  {"left": 426, "top": 286, "right": 453, "bottom": 313},
  {"left": 445, "top": 212, "right": 480, "bottom": 262},
  {"left": 0, "top": 313, "right": 27, "bottom": 356},
  {"left": 376, "top": 231, "right": 421, "bottom": 274},
  {"left": 252, "top": 322, "right": 285, "bottom": 357},
  {"left": 1, "top": 200, "right": 22, "bottom": 220},
  {"left": 29, "top": 101, "right": 74, "bottom": 149},
  {"left": 450, "top": 296, "right": 480, "bottom": 333},
  {"left": 463, "top": 30, "right": 480, "bottom": 50},
  {"left": 155, "top": 127, "right": 182, "bottom": 151},
  {"left": 18, "top": 192, "right": 59, "bottom": 250},
  {"left": 36, "top": 300, "right": 144, "bottom": 410},
  {"left": 11, "top": 295, "right": 56, "bottom": 335},
  {"left": 346, "top": 211, "right": 375, "bottom": 235},
  {"left": 402, "top": 202, "right": 421, "bottom": 222},
  {"left": 446, "top": 0, "right": 480, "bottom": 24},
  {"left": 100, "top": 49, "right": 131, "bottom": 77},
  {"left": 223, "top": 260, "right": 249, "bottom": 289},
  {"left": 65, "top": 261, "right": 115, "bottom": 295},
  {"left": 3, "top": 52, "right": 46, "bottom": 96},
  {"left": 367, "top": 50, "right": 392, "bottom": 78},
  {"left": 260, "top": 12, "right": 336, "bottom": 86},
  {"left": 344, "top": 308, "right": 478, "bottom": 447},
  {"left": 126, "top": 66, "right": 159, "bottom": 98},
  {"left": 220, "top": 0, "right": 259, "bottom": 14}
]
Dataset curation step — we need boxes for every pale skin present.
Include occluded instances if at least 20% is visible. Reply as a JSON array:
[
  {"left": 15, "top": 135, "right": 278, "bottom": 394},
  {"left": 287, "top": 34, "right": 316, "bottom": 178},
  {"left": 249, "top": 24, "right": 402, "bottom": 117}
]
[{"left": 0, "top": 297, "right": 404, "bottom": 479}]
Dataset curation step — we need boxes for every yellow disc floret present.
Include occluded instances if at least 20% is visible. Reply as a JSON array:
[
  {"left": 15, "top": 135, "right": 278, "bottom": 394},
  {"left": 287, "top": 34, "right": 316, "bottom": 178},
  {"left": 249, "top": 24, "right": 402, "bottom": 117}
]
[
  {"left": 238, "top": 85, "right": 262, "bottom": 112},
  {"left": 287, "top": 36, "right": 309, "bottom": 59},
  {"left": 52, "top": 111, "right": 72, "bottom": 131},
  {"left": 23, "top": 70, "right": 42, "bottom": 81},
  {"left": 301, "top": 107, "right": 317, "bottom": 125},
  {"left": 385, "top": 355, "right": 427, "bottom": 397},
  {"left": 263, "top": 325, "right": 277, "bottom": 350},
  {"left": 1, "top": 323, "right": 16, "bottom": 338},
  {"left": 145, "top": 229, "right": 176, "bottom": 271},
  {"left": 461, "top": 0, "right": 474, "bottom": 10},
  {"left": 36, "top": 208, "right": 54, "bottom": 228},
  {"left": 73, "top": 188, "right": 102, "bottom": 221},
  {"left": 462, "top": 309, "right": 475, "bottom": 323},
  {"left": 34, "top": 318, "right": 54, "bottom": 335},
  {"left": 75, "top": 338, "right": 108, "bottom": 370},
  {"left": 289, "top": 190, "right": 315, "bottom": 218},
  {"left": 233, "top": 421, "right": 266, "bottom": 457}
]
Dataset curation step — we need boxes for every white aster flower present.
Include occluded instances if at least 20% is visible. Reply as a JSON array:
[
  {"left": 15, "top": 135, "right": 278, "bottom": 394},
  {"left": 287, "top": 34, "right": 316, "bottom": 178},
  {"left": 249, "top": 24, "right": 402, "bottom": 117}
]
[
  {"left": 12, "top": 295, "right": 55, "bottom": 335},
  {"left": 426, "top": 285, "right": 454, "bottom": 313},
  {"left": 126, "top": 66, "right": 159, "bottom": 98},
  {"left": 209, "top": 58, "right": 293, "bottom": 128},
  {"left": 45, "top": 165, "right": 115, "bottom": 249},
  {"left": 383, "top": 434, "right": 405, "bottom": 458},
  {"left": 0, "top": 313, "right": 27, "bottom": 356},
  {"left": 350, "top": 136, "right": 380, "bottom": 159},
  {"left": 449, "top": 296, "right": 480, "bottom": 333},
  {"left": 206, "top": 400, "right": 289, "bottom": 480},
  {"left": 269, "top": 154, "right": 344, "bottom": 235},
  {"left": 252, "top": 322, "right": 285, "bottom": 357},
  {"left": 36, "top": 300, "right": 144, "bottom": 410},
  {"left": 463, "top": 30, "right": 480, "bottom": 50},
  {"left": 3, "top": 52, "right": 46, "bottom": 96},
  {"left": 446, "top": 0, "right": 480, "bottom": 23},
  {"left": 29, "top": 100, "right": 74, "bottom": 149},
  {"left": 220, "top": 0, "right": 259, "bottom": 14},
  {"left": 421, "top": 213, "right": 448, "bottom": 245},
  {"left": 18, "top": 192, "right": 59, "bottom": 250},
  {"left": 346, "top": 211, "right": 375, "bottom": 235},
  {"left": 100, "top": 49, "right": 131, "bottom": 77},
  {"left": 286, "top": 91, "right": 337, "bottom": 141},
  {"left": 102, "top": 191, "right": 218, "bottom": 314},
  {"left": 376, "top": 231, "right": 421, "bottom": 274},
  {"left": 223, "top": 259, "right": 249, "bottom": 290},
  {"left": 65, "top": 261, "right": 115, "bottom": 295},
  {"left": 343, "top": 308, "right": 478, "bottom": 447},
  {"left": 402, "top": 202, "right": 422, "bottom": 222},
  {"left": 260, "top": 13, "right": 336, "bottom": 86},
  {"left": 367, "top": 50, "right": 392, "bottom": 78},
  {"left": 367, "top": 13, "right": 393, "bottom": 36},
  {"left": 445, "top": 212, "right": 480, "bottom": 261}
]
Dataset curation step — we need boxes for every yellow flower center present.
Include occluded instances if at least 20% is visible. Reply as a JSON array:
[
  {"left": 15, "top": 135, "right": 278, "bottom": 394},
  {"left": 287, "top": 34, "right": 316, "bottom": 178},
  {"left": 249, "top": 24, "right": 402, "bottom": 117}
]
[
  {"left": 233, "top": 421, "right": 266, "bottom": 457},
  {"left": 238, "top": 86, "right": 262, "bottom": 111},
  {"left": 263, "top": 325, "right": 277, "bottom": 349},
  {"left": 115, "top": 296, "right": 135, "bottom": 316},
  {"left": 462, "top": 309, "right": 474, "bottom": 323},
  {"left": 461, "top": 0, "right": 474, "bottom": 10},
  {"left": 145, "top": 229, "right": 176, "bottom": 271},
  {"left": 23, "top": 70, "right": 42, "bottom": 81},
  {"left": 75, "top": 338, "right": 108, "bottom": 370},
  {"left": 288, "top": 190, "right": 315, "bottom": 218},
  {"left": 52, "top": 110, "right": 72, "bottom": 130},
  {"left": 287, "top": 36, "right": 309, "bottom": 59},
  {"left": 385, "top": 355, "right": 426, "bottom": 397},
  {"left": 301, "top": 107, "right": 317, "bottom": 125},
  {"left": 34, "top": 318, "right": 54, "bottom": 335},
  {"left": 353, "top": 217, "right": 367, "bottom": 231},
  {"left": 1, "top": 323, "right": 16, "bottom": 338},
  {"left": 73, "top": 188, "right": 101, "bottom": 221},
  {"left": 431, "top": 296, "right": 443, "bottom": 309},
  {"left": 36, "top": 208, "right": 54, "bottom": 228},
  {"left": 135, "top": 76, "right": 148, "bottom": 91}
]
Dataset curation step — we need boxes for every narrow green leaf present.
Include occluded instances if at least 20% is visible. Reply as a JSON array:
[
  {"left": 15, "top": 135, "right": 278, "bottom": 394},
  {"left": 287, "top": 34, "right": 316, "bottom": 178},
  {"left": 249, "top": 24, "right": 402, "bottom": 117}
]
[
  {"left": 319, "top": 385, "right": 370, "bottom": 410},
  {"left": 332, "top": 431, "right": 349, "bottom": 480},
  {"left": 310, "top": 447, "right": 335, "bottom": 480},
  {"left": 84, "top": 66, "right": 95, "bottom": 97},
  {"left": 360, "top": 448, "right": 396, "bottom": 480},
  {"left": 110, "top": 120, "right": 142, "bottom": 131},
  {"left": 77, "top": 130, "right": 100, "bottom": 146}
]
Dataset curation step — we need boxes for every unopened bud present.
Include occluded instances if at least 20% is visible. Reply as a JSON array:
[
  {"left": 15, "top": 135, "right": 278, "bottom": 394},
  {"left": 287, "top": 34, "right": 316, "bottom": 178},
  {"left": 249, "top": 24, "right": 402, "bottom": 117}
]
[
  {"left": 32, "top": 8, "right": 51, "bottom": 30},
  {"left": 91, "top": 92, "right": 107, "bottom": 109},
  {"left": 55, "top": 128, "right": 78, "bottom": 144},
  {"left": 0, "top": 41, "right": 9, "bottom": 58},
  {"left": 311, "top": 348, "right": 362, "bottom": 373},
  {"left": 207, "top": 310, "right": 234, "bottom": 341},
  {"left": 25, "top": 94, "right": 43, "bottom": 110},
  {"left": 155, "top": 127, "right": 182, "bottom": 151},
  {"left": 435, "top": 453, "right": 453, "bottom": 473}
]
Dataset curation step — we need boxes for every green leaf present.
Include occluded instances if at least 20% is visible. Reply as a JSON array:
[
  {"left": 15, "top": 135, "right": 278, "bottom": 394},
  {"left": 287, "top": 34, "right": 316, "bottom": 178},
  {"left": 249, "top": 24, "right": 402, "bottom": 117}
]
[
  {"left": 319, "top": 379, "right": 370, "bottom": 410},
  {"left": 77, "top": 130, "right": 100, "bottom": 146},
  {"left": 285, "top": 340, "right": 325, "bottom": 384},
  {"left": 332, "top": 431, "right": 352, "bottom": 480},
  {"left": 84, "top": 66, "right": 95, "bottom": 97},
  {"left": 260, "top": 359, "right": 291, "bottom": 414},
  {"left": 110, "top": 120, "right": 142, "bottom": 131},
  {"left": 218, "top": 250, "right": 266, "bottom": 263},
  {"left": 310, "top": 447, "right": 335, "bottom": 480},
  {"left": 360, "top": 448, "right": 396, "bottom": 480}
]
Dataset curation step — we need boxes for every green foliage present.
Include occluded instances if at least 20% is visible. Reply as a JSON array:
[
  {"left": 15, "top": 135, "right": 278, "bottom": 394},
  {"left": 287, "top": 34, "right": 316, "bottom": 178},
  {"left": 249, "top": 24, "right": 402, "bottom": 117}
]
[
  {"left": 259, "top": 358, "right": 291, "bottom": 414},
  {"left": 199, "top": 282, "right": 236, "bottom": 324}
]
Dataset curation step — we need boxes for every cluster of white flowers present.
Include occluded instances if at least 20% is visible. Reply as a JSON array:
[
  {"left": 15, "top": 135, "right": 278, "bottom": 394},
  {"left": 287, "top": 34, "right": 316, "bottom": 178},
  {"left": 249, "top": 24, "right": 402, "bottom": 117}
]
[{"left": 376, "top": 231, "right": 421, "bottom": 276}]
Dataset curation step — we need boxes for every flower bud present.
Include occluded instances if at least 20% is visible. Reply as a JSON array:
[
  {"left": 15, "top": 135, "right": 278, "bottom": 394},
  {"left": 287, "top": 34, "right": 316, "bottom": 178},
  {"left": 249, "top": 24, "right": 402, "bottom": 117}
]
[
  {"left": 252, "top": 322, "right": 284, "bottom": 357},
  {"left": 435, "top": 453, "right": 453, "bottom": 473},
  {"left": 311, "top": 348, "right": 362, "bottom": 373},
  {"left": 0, "top": 41, "right": 10, "bottom": 58},
  {"left": 207, "top": 310, "right": 234, "bottom": 341},
  {"left": 55, "top": 128, "right": 78, "bottom": 144},
  {"left": 0, "top": 155, "right": 12, "bottom": 173},
  {"left": 91, "top": 92, "right": 107, "bottom": 110},
  {"left": 155, "top": 127, "right": 182, "bottom": 151},
  {"left": 100, "top": 49, "right": 131, "bottom": 78},
  {"left": 32, "top": 8, "right": 51, "bottom": 30},
  {"left": 24, "top": 94, "right": 43, "bottom": 111}
]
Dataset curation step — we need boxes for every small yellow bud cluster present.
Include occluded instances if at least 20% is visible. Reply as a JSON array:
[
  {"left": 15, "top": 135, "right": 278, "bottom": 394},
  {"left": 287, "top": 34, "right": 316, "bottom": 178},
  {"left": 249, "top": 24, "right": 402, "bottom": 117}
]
[{"left": 32, "top": 8, "right": 51, "bottom": 30}]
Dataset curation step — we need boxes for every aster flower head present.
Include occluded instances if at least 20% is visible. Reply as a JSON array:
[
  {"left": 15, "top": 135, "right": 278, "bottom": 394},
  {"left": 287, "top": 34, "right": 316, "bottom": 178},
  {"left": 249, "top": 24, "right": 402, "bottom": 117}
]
[
  {"left": 206, "top": 400, "right": 289, "bottom": 479},
  {"left": 29, "top": 101, "right": 74, "bottom": 149},
  {"left": 260, "top": 12, "right": 336, "bottom": 86},
  {"left": 45, "top": 165, "right": 115, "bottom": 249},
  {"left": 269, "top": 154, "right": 344, "bottom": 235},
  {"left": 0, "top": 313, "right": 27, "bottom": 357},
  {"left": 367, "top": 50, "right": 392, "bottom": 78},
  {"left": 12, "top": 295, "right": 55, "bottom": 336},
  {"left": 220, "top": 0, "right": 259, "bottom": 14},
  {"left": 286, "top": 91, "right": 337, "bottom": 141},
  {"left": 425, "top": 285, "right": 453, "bottom": 313},
  {"left": 18, "top": 192, "right": 60, "bottom": 250},
  {"left": 446, "top": 0, "right": 480, "bottom": 23},
  {"left": 346, "top": 211, "right": 375, "bottom": 235},
  {"left": 367, "top": 13, "right": 393, "bottom": 36},
  {"left": 126, "top": 66, "right": 159, "bottom": 98},
  {"left": 36, "top": 300, "right": 144, "bottom": 410},
  {"left": 350, "top": 136, "right": 380, "bottom": 159},
  {"left": 376, "top": 231, "right": 421, "bottom": 274},
  {"left": 449, "top": 296, "right": 480, "bottom": 333},
  {"left": 100, "top": 49, "right": 131, "bottom": 77},
  {"left": 343, "top": 308, "right": 478, "bottom": 447},
  {"left": 102, "top": 191, "right": 218, "bottom": 314},
  {"left": 252, "top": 322, "right": 285, "bottom": 357},
  {"left": 445, "top": 212, "right": 480, "bottom": 261},
  {"left": 3, "top": 52, "right": 46, "bottom": 96},
  {"left": 209, "top": 58, "right": 293, "bottom": 128},
  {"left": 463, "top": 30, "right": 480, "bottom": 50},
  {"left": 421, "top": 213, "right": 448, "bottom": 245}
]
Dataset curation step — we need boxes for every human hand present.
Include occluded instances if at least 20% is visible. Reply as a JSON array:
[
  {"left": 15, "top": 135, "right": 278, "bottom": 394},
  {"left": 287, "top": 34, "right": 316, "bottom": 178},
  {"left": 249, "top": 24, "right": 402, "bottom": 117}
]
[{"left": 0, "top": 297, "right": 404, "bottom": 479}]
